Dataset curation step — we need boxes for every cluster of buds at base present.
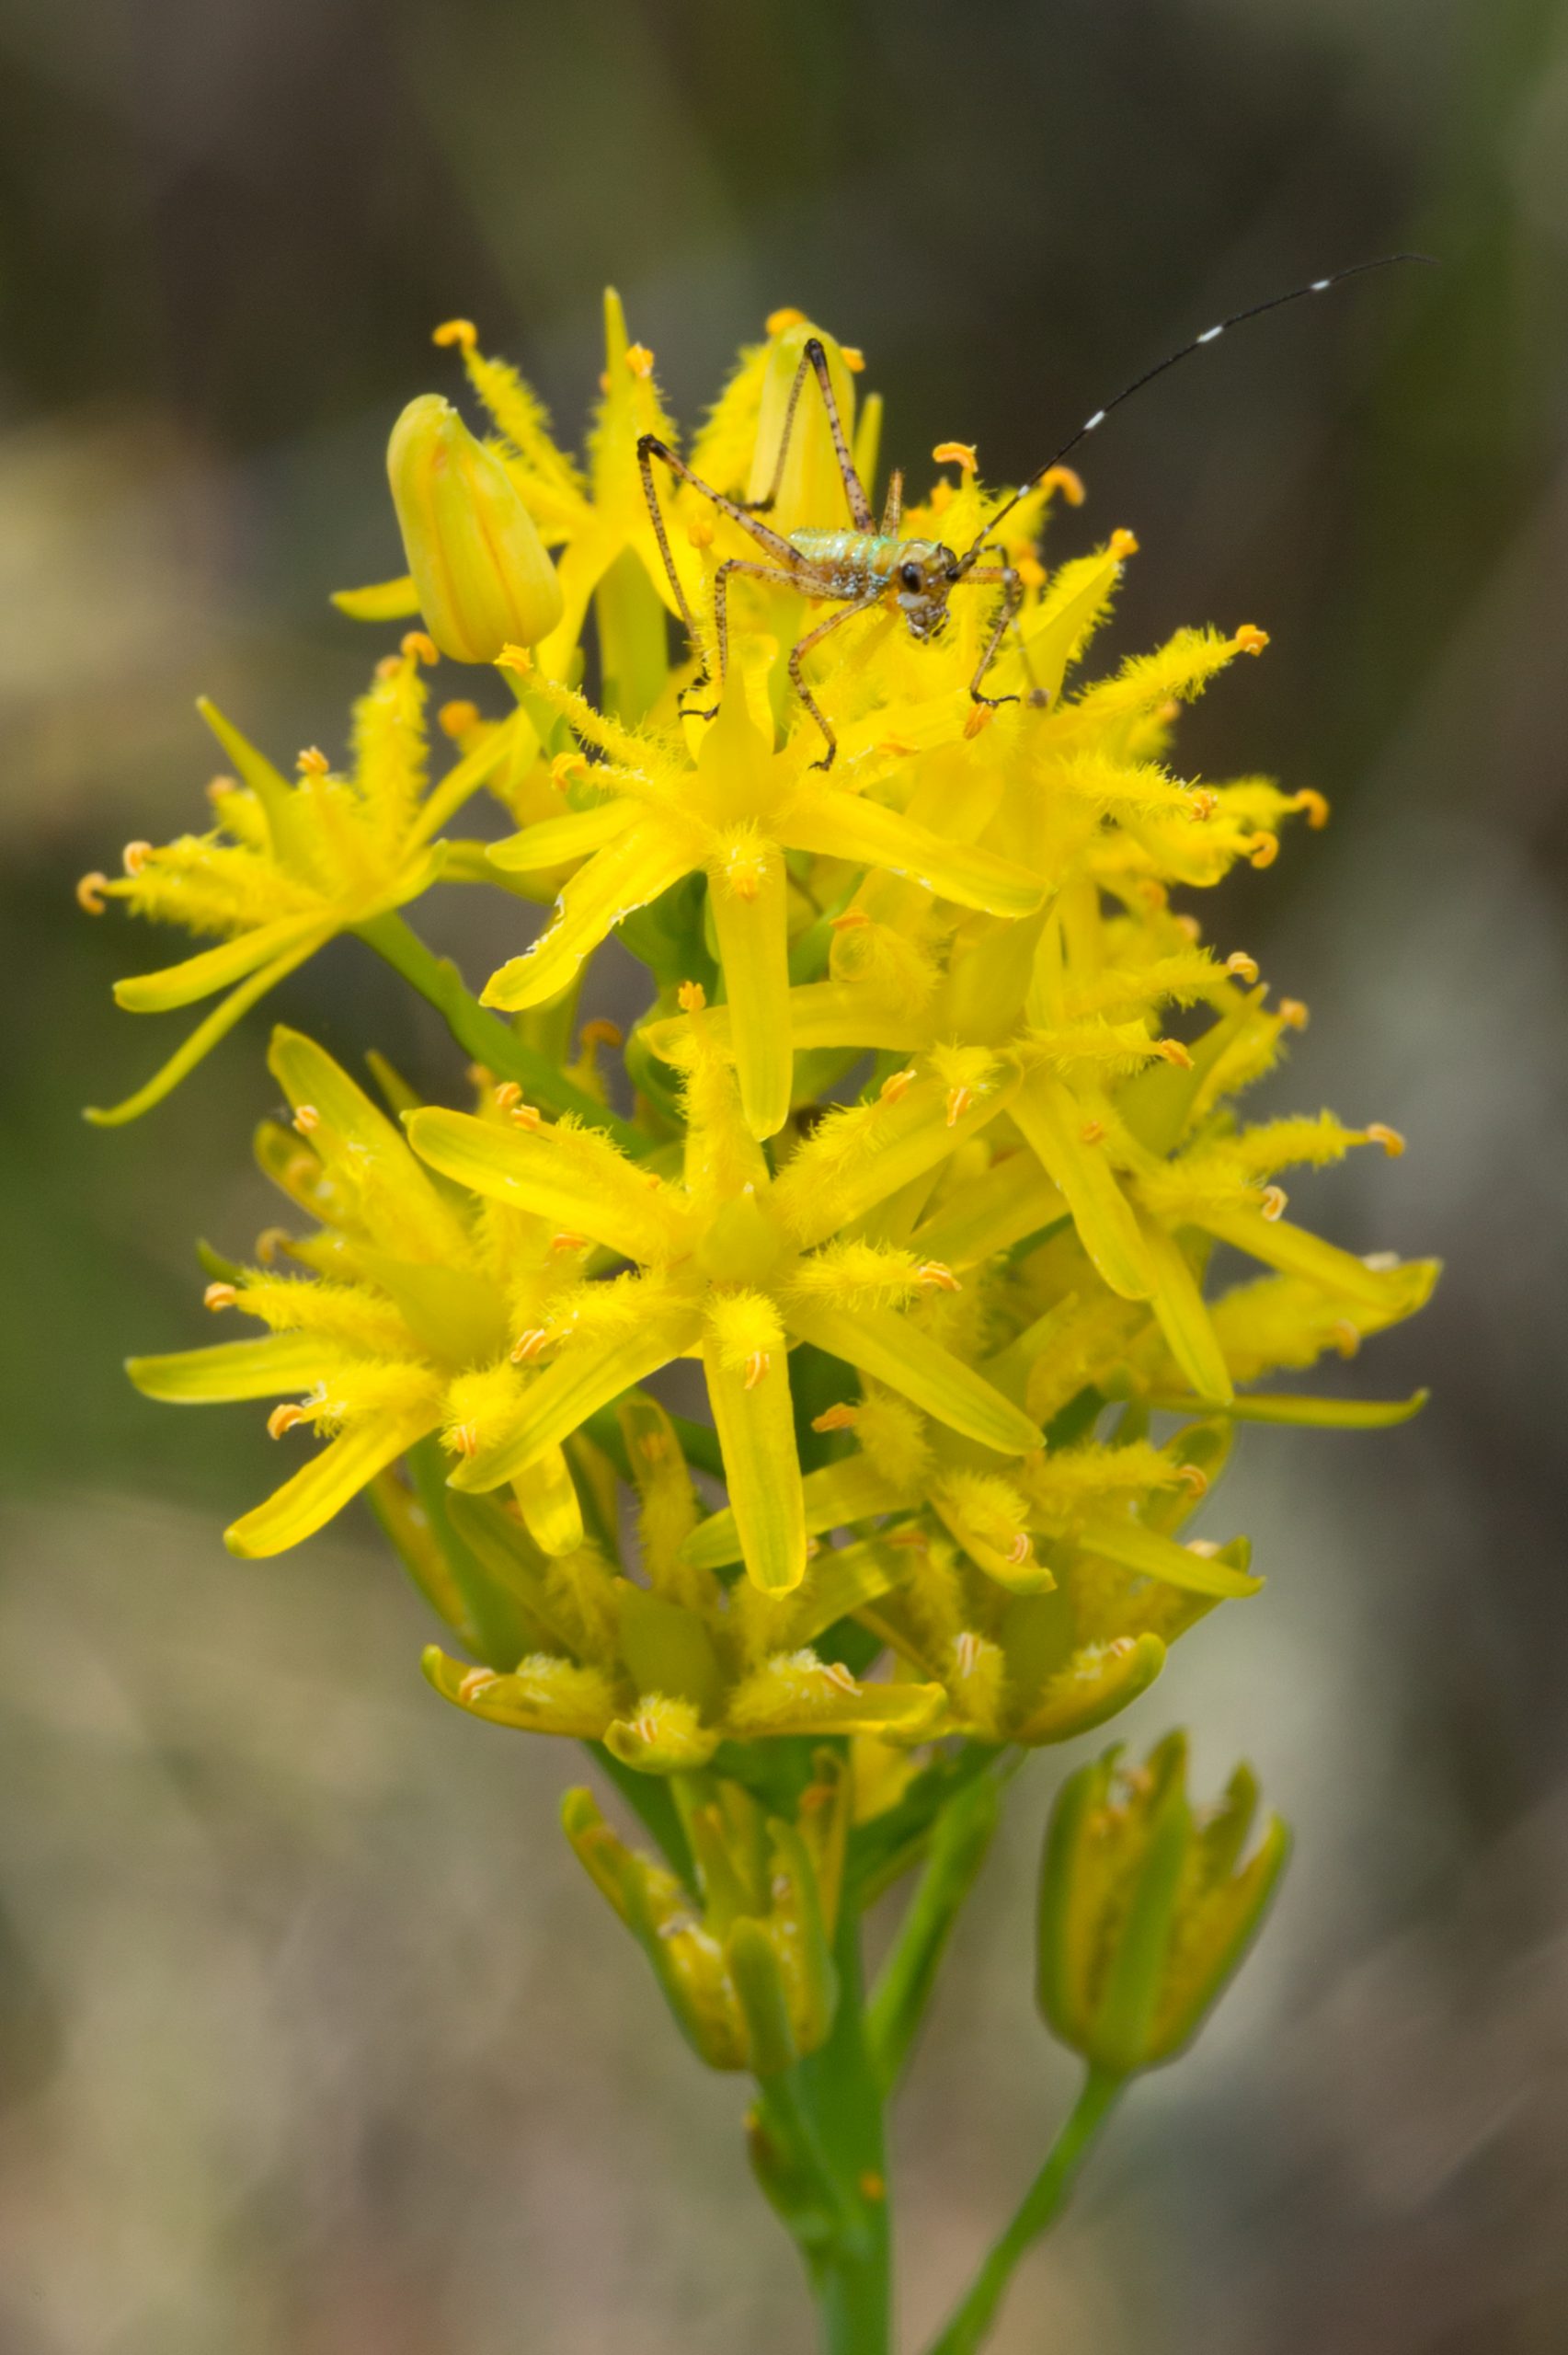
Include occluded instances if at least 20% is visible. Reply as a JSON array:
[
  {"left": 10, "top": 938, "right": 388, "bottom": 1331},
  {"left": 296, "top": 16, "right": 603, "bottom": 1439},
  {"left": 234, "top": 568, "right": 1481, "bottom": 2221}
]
[
  {"left": 1036, "top": 1731, "right": 1288, "bottom": 2080},
  {"left": 562, "top": 1752, "right": 851, "bottom": 2075},
  {"left": 387, "top": 394, "right": 564, "bottom": 662}
]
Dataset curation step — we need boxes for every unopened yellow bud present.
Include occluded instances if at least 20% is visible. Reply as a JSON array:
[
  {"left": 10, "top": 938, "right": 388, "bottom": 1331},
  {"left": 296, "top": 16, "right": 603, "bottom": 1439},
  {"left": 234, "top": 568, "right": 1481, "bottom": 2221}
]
[{"left": 386, "top": 394, "right": 563, "bottom": 664}]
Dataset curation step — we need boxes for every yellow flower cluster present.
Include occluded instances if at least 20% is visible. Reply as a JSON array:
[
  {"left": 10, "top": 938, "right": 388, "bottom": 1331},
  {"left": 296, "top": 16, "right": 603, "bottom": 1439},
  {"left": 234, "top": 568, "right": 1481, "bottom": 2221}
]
[{"left": 103, "top": 295, "right": 1434, "bottom": 1809}]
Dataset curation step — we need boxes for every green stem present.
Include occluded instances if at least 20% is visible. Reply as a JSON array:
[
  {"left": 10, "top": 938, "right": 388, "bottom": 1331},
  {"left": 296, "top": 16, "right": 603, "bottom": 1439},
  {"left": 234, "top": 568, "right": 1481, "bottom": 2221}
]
[
  {"left": 801, "top": 1901, "right": 892, "bottom": 2355},
  {"left": 926, "top": 2066, "right": 1125, "bottom": 2355},
  {"left": 354, "top": 909, "right": 646, "bottom": 1154}
]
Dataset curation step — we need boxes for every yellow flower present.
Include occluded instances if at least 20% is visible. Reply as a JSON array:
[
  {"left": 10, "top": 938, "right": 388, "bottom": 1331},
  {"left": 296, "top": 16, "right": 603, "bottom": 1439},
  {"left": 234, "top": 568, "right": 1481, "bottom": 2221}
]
[
  {"left": 386, "top": 394, "right": 563, "bottom": 660},
  {"left": 126, "top": 1027, "right": 595, "bottom": 1558},
  {"left": 80, "top": 640, "right": 517, "bottom": 1123},
  {"left": 408, "top": 993, "right": 1040, "bottom": 1595}
]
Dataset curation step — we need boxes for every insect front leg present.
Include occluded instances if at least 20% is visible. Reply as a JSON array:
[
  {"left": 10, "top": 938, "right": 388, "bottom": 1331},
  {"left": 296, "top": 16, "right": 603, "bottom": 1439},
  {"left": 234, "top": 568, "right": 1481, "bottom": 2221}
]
[
  {"left": 959, "top": 561, "right": 1028, "bottom": 711},
  {"left": 788, "top": 590, "right": 883, "bottom": 771},
  {"left": 700, "top": 558, "right": 800, "bottom": 718}
]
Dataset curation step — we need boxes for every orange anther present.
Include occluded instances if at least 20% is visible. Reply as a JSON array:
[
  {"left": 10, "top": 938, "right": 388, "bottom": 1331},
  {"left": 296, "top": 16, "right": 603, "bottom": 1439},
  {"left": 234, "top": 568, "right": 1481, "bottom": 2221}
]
[
  {"left": 1234, "top": 624, "right": 1269, "bottom": 655},
  {"left": 432, "top": 318, "right": 478, "bottom": 351},
  {"left": 1140, "top": 879, "right": 1170, "bottom": 909},
  {"left": 401, "top": 630, "right": 439, "bottom": 666},
  {"left": 76, "top": 872, "right": 109, "bottom": 913},
  {"left": 765, "top": 307, "right": 806, "bottom": 336},
  {"left": 203, "top": 1281, "right": 237, "bottom": 1311},
  {"left": 375, "top": 654, "right": 401, "bottom": 680},
  {"left": 438, "top": 699, "right": 481, "bottom": 740},
  {"left": 677, "top": 980, "right": 707, "bottom": 1014},
  {"left": 1177, "top": 1463, "right": 1209, "bottom": 1497},
  {"left": 830, "top": 908, "right": 871, "bottom": 931},
  {"left": 1333, "top": 1320, "right": 1362, "bottom": 1360},
  {"left": 1277, "top": 998, "right": 1309, "bottom": 1030},
  {"left": 267, "top": 1403, "right": 307, "bottom": 1441},
  {"left": 945, "top": 1085, "right": 976, "bottom": 1127},
  {"left": 256, "top": 1226, "right": 292, "bottom": 1265},
  {"left": 886, "top": 1526, "right": 930, "bottom": 1550},
  {"left": 493, "top": 1081, "right": 522, "bottom": 1109},
  {"left": 580, "top": 1017, "right": 624, "bottom": 1051},
  {"left": 1156, "top": 1039, "right": 1193, "bottom": 1068},
  {"left": 458, "top": 1667, "right": 500, "bottom": 1703},
  {"left": 292, "top": 1105, "right": 320, "bottom": 1133},
  {"left": 206, "top": 774, "right": 238, "bottom": 800},
  {"left": 496, "top": 643, "right": 533, "bottom": 676},
  {"left": 466, "top": 1063, "right": 494, "bottom": 1087},
  {"left": 822, "top": 1660, "right": 858, "bottom": 1694},
  {"left": 1225, "top": 950, "right": 1260, "bottom": 982},
  {"left": 1175, "top": 912, "right": 1202, "bottom": 942},
  {"left": 1081, "top": 1119, "right": 1104, "bottom": 1144},
  {"left": 1248, "top": 832, "right": 1280, "bottom": 867},
  {"left": 1366, "top": 1122, "right": 1406, "bottom": 1158},
  {"left": 840, "top": 346, "right": 866, "bottom": 373},
  {"left": 637, "top": 1430, "right": 668, "bottom": 1462},
  {"left": 918, "top": 1261, "right": 961, "bottom": 1292},
  {"left": 857, "top": 2169, "right": 887, "bottom": 2205},
  {"left": 963, "top": 702, "right": 993, "bottom": 740},
  {"left": 625, "top": 342, "right": 655, "bottom": 377},
  {"left": 1109, "top": 528, "right": 1139, "bottom": 558},
  {"left": 933, "top": 440, "right": 978, "bottom": 474},
  {"left": 121, "top": 840, "right": 154, "bottom": 876},
  {"left": 1040, "top": 464, "right": 1086, "bottom": 507},
  {"left": 743, "top": 1350, "right": 771, "bottom": 1390},
  {"left": 811, "top": 1403, "right": 860, "bottom": 1433},
  {"left": 549, "top": 1233, "right": 589, "bottom": 1256},
  {"left": 549, "top": 751, "right": 588, "bottom": 790},
  {"left": 687, "top": 512, "right": 715, "bottom": 551},
  {"left": 1016, "top": 555, "right": 1047, "bottom": 591},
  {"left": 1260, "top": 1185, "right": 1288, "bottom": 1222},
  {"left": 1006, "top": 1532, "right": 1034, "bottom": 1565},
  {"left": 1293, "top": 787, "right": 1331, "bottom": 829},
  {"left": 1187, "top": 789, "right": 1217, "bottom": 822},
  {"left": 510, "top": 1328, "right": 552, "bottom": 1364},
  {"left": 878, "top": 1067, "right": 916, "bottom": 1105},
  {"left": 509, "top": 1102, "right": 543, "bottom": 1131},
  {"left": 296, "top": 747, "right": 330, "bottom": 775}
]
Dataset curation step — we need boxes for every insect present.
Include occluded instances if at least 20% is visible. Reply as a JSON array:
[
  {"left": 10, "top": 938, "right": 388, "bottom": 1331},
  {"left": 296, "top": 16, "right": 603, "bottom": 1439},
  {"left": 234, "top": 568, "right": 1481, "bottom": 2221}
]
[{"left": 638, "top": 253, "right": 1432, "bottom": 769}]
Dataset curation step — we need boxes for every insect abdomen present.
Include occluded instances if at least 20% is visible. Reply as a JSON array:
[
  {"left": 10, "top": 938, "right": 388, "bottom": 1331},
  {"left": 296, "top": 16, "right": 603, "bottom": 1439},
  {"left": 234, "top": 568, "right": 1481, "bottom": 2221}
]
[{"left": 789, "top": 530, "right": 898, "bottom": 595}]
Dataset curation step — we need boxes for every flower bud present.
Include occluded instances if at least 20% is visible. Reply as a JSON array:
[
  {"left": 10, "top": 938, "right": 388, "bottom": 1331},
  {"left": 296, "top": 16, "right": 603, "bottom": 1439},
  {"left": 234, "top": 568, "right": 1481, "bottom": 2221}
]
[
  {"left": 1036, "top": 1732, "right": 1288, "bottom": 2079},
  {"left": 386, "top": 394, "right": 563, "bottom": 662}
]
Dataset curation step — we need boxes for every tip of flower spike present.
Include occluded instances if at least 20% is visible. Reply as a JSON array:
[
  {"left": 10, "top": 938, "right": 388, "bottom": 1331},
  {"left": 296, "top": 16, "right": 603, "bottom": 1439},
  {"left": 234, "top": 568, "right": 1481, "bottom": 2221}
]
[
  {"left": 76, "top": 872, "right": 109, "bottom": 913},
  {"left": 432, "top": 318, "right": 477, "bottom": 351},
  {"left": 1109, "top": 529, "right": 1139, "bottom": 559},
  {"left": 1294, "top": 787, "right": 1331, "bottom": 829},
  {"left": 933, "top": 440, "right": 978, "bottom": 474},
  {"left": 1234, "top": 625, "right": 1269, "bottom": 655},
  {"left": 439, "top": 700, "right": 481, "bottom": 740},
  {"left": 677, "top": 980, "right": 707, "bottom": 1014},
  {"left": 1366, "top": 1122, "right": 1406, "bottom": 1158},
  {"left": 401, "top": 630, "right": 439, "bottom": 666},
  {"left": 624, "top": 342, "right": 656, "bottom": 378},
  {"left": 765, "top": 306, "right": 807, "bottom": 336}
]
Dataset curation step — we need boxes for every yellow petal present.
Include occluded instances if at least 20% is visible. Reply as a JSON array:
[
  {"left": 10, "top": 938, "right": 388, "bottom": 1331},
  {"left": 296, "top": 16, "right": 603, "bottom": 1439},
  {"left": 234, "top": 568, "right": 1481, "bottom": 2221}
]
[
  {"left": 481, "top": 821, "right": 697, "bottom": 1010},
  {"left": 708, "top": 844, "right": 792, "bottom": 1140},
  {"left": 113, "top": 916, "right": 331, "bottom": 1014},
  {"left": 487, "top": 801, "right": 639, "bottom": 870},
  {"left": 1138, "top": 1215, "right": 1233, "bottom": 1406},
  {"left": 510, "top": 1451, "right": 584, "bottom": 1557},
  {"left": 781, "top": 791, "right": 1045, "bottom": 917},
  {"left": 681, "top": 1449, "right": 912, "bottom": 1570},
  {"left": 84, "top": 936, "right": 323, "bottom": 1127},
  {"left": 128, "top": 1333, "right": 330, "bottom": 1403},
  {"left": 1075, "top": 1513, "right": 1263, "bottom": 1598},
  {"left": 1195, "top": 1207, "right": 1425, "bottom": 1308},
  {"left": 703, "top": 1334, "right": 807, "bottom": 1594},
  {"left": 1011, "top": 1074, "right": 1156, "bottom": 1300},
  {"left": 330, "top": 574, "right": 422, "bottom": 622},
  {"left": 225, "top": 1404, "right": 438, "bottom": 1557},
  {"left": 406, "top": 1107, "right": 672, "bottom": 1263},
  {"left": 783, "top": 1300, "right": 1041, "bottom": 1456},
  {"left": 909, "top": 1151, "right": 1068, "bottom": 1269},
  {"left": 449, "top": 1300, "right": 702, "bottom": 1491},
  {"left": 422, "top": 1646, "right": 617, "bottom": 1739}
]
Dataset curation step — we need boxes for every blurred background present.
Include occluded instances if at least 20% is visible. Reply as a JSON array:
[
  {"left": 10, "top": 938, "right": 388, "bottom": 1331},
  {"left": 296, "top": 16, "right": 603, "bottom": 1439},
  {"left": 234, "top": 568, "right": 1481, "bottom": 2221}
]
[{"left": 3, "top": 0, "right": 1567, "bottom": 2348}]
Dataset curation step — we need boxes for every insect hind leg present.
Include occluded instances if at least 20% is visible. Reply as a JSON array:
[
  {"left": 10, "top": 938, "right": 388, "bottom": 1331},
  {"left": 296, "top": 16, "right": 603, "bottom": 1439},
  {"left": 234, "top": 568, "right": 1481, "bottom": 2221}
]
[{"left": 739, "top": 340, "right": 876, "bottom": 532}]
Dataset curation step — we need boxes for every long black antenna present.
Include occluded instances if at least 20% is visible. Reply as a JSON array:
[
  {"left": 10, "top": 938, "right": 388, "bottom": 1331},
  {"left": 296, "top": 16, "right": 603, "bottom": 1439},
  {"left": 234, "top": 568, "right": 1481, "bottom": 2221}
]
[{"left": 967, "top": 251, "right": 1436, "bottom": 556}]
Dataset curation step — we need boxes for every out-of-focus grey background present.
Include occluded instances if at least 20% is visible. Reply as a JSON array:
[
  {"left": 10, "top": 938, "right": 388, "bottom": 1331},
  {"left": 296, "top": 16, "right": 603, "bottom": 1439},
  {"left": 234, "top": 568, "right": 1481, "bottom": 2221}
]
[{"left": 3, "top": 1, "right": 1567, "bottom": 2348}]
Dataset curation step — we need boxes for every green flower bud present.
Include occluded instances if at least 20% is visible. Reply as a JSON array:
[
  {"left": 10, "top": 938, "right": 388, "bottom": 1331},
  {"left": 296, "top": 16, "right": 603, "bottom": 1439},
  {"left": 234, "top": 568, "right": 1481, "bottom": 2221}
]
[
  {"left": 1036, "top": 1731, "right": 1288, "bottom": 2079},
  {"left": 386, "top": 394, "right": 563, "bottom": 663}
]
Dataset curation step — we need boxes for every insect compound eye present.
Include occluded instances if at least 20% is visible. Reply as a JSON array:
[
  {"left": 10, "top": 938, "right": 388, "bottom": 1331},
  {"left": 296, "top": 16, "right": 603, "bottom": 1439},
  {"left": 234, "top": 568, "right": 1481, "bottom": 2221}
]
[{"left": 899, "top": 562, "right": 922, "bottom": 592}]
